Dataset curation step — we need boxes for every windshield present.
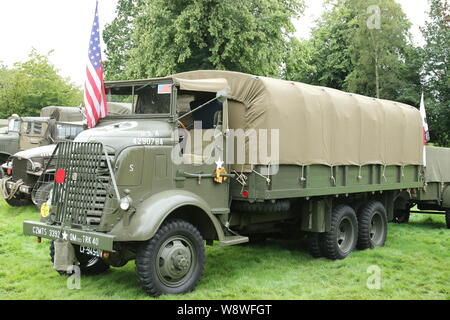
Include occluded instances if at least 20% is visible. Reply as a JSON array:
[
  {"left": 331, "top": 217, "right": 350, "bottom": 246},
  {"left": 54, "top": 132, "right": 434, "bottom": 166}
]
[
  {"left": 106, "top": 82, "right": 172, "bottom": 116},
  {"left": 8, "top": 118, "right": 20, "bottom": 132},
  {"left": 21, "top": 121, "right": 46, "bottom": 136},
  {"left": 56, "top": 124, "right": 84, "bottom": 140}
]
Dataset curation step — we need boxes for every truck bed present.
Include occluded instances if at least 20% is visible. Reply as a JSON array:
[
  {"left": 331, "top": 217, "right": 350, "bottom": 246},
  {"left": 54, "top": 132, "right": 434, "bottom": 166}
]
[{"left": 231, "top": 164, "right": 422, "bottom": 201}]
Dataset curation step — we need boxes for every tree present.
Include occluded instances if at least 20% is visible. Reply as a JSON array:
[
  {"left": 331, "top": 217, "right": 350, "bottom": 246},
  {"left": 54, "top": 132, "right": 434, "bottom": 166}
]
[
  {"left": 421, "top": 0, "right": 450, "bottom": 146},
  {"left": 344, "top": 0, "right": 413, "bottom": 100},
  {"left": 287, "top": 0, "right": 422, "bottom": 106},
  {"left": 103, "top": 0, "right": 143, "bottom": 80},
  {"left": 282, "top": 37, "right": 316, "bottom": 82},
  {"left": 300, "top": 0, "right": 356, "bottom": 89},
  {"left": 0, "top": 50, "right": 82, "bottom": 118},
  {"left": 104, "top": 0, "right": 304, "bottom": 79}
]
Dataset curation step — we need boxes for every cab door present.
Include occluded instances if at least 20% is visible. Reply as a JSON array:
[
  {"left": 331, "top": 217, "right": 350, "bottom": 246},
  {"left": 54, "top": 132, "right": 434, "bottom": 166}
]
[{"left": 175, "top": 101, "right": 230, "bottom": 214}]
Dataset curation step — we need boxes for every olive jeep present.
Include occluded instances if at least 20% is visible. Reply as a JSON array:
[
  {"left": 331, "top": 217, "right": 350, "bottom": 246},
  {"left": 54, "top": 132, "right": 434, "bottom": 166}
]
[{"left": 22, "top": 71, "right": 443, "bottom": 296}]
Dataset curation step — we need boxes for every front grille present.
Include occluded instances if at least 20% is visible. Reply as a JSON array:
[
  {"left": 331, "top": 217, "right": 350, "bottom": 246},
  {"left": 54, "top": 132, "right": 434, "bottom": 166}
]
[
  {"left": 52, "top": 142, "right": 113, "bottom": 228},
  {"left": 11, "top": 158, "right": 29, "bottom": 181}
]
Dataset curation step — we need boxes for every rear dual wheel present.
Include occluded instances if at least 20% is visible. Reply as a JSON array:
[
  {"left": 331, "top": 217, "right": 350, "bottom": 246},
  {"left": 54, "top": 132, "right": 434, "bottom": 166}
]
[
  {"left": 307, "top": 205, "right": 358, "bottom": 260},
  {"left": 307, "top": 201, "right": 388, "bottom": 259},
  {"left": 357, "top": 201, "right": 388, "bottom": 249}
]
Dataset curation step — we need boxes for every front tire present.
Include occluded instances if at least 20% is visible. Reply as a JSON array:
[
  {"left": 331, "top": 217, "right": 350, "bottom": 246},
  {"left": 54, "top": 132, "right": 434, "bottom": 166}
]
[
  {"left": 49, "top": 241, "right": 110, "bottom": 275},
  {"left": 321, "top": 205, "right": 358, "bottom": 260},
  {"left": 357, "top": 201, "right": 388, "bottom": 249},
  {"left": 136, "top": 219, "right": 205, "bottom": 297}
]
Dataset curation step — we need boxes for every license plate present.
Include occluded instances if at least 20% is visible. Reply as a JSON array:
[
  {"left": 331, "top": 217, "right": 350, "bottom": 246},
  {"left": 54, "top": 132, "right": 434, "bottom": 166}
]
[{"left": 79, "top": 246, "right": 103, "bottom": 258}]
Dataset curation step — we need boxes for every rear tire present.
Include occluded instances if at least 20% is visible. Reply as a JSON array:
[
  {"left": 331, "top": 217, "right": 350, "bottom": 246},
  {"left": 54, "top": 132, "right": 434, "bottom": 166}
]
[
  {"left": 321, "top": 205, "right": 358, "bottom": 260},
  {"left": 49, "top": 240, "right": 110, "bottom": 275},
  {"left": 135, "top": 219, "right": 205, "bottom": 297},
  {"left": 357, "top": 201, "right": 388, "bottom": 250},
  {"left": 306, "top": 232, "right": 323, "bottom": 258}
]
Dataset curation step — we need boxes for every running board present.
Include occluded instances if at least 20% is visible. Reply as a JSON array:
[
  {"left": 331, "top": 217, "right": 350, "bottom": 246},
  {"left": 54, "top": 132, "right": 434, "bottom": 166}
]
[{"left": 219, "top": 235, "right": 249, "bottom": 246}]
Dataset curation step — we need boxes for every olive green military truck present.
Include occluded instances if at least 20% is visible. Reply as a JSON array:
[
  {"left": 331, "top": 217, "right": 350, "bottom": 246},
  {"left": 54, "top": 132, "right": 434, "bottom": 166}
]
[
  {"left": 0, "top": 107, "right": 83, "bottom": 166},
  {"left": 0, "top": 115, "right": 21, "bottom": 163},
  {"left": 0, "top": 104, "right": 131, "bottom": 208},
  {"left": 22, "top": 70, "right": 442, "bottom": 296},
  {"left": 397, "top": 146, "right": 450, "bottom": 227}
]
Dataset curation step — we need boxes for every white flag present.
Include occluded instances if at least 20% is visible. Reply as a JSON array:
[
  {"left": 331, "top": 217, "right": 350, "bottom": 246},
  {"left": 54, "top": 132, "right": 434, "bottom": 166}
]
[
  {"left": 419, "top": 93, "right": 429, "bottom": 166},
  {"left": 420, "top": 93, "right": 430, "bottom": 143}
]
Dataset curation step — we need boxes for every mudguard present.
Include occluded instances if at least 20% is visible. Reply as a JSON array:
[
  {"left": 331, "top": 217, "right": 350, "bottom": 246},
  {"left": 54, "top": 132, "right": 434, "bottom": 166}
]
[
  {"left": 442, "top": 185, "right": 450, "bottom": 208},
  {"left": 108, "top": 189, "right": 225, "bottom": 242}
]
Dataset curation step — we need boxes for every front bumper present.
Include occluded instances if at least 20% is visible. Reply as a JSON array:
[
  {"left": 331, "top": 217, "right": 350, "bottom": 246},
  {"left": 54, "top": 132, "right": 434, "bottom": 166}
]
[
  {"left": 23, "top": 221, "right": 115, "bottom": 251},
  {"left": 4, "top": 179, "right": 31, "bottom": 194}
]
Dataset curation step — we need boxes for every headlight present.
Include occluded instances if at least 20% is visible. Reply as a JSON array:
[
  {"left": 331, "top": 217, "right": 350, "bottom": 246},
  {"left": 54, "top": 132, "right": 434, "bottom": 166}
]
[{"left": 120, "top": 196, "right": 131, "bottom": 211}]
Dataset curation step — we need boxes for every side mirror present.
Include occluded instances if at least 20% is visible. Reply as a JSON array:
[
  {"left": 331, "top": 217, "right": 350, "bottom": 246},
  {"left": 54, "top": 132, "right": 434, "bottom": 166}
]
[{"left": 216, "top": 90, "right": 228, "bottom": 103}]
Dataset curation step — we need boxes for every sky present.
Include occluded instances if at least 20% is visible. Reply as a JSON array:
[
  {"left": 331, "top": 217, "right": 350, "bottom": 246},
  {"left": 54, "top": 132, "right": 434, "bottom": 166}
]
[{"left": 0, "top": 0, "right": 430, "bottom": 87}]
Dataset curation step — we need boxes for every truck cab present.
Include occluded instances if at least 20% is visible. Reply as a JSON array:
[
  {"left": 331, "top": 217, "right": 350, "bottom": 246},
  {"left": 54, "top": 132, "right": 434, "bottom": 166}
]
[
  {"left": 0, "top": 115, "right": 21, "bottom": 164},
  {"left": 24, "top": 76, "right": 240, "bottom": 296}
]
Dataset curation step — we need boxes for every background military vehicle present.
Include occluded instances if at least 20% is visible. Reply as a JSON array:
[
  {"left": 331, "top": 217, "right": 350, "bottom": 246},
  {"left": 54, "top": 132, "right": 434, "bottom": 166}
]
[
  {"left": 0, "top": 107, "right": 83, "bottom": 165},
  {"left": 0, "top": 119, "right": 9, "bottom": 132},
  {"left": 0, "top": 115, "right": 21, "bottom": 163},
  {"left": 22, "top": 70, "right": 449, "bottom": 296},
  {"left": 399, "top": 146, "right": 450, "bottom": 228},
  {"left": 0, "top": 103, "right": 131, "bottom": 208}
]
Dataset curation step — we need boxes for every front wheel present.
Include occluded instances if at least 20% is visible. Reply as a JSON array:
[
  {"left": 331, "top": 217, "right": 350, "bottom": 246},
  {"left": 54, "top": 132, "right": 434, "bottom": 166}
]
[
  {"left": 135, "top": 219, "right": 205, "bottom": 297},
  {"left": 49, "top": 241, "right": 110, "bottom": 275}
]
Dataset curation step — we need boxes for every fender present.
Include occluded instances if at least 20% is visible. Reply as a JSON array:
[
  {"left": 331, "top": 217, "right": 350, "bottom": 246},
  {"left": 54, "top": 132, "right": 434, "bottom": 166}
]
[
  {"left": 108, "top": 189, "right": 225, "bottom": 242},
  {"left": 0, "top": 152, "right": 12, "bottom": 164},
  {"left": 442, "top": 185, "right": 450, "bottom": 208}
]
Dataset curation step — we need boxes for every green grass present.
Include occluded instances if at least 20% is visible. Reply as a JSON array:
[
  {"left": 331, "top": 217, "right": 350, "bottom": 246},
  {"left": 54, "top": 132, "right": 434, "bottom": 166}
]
[{"left": 0, "top": 200, "right": 448, "bottom": 300}]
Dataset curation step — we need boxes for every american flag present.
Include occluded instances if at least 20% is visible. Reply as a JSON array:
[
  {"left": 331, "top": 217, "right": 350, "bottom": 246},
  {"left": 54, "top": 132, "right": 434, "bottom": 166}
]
[{"left": 84, "top": 1, "right": 107, "bottom": 128}]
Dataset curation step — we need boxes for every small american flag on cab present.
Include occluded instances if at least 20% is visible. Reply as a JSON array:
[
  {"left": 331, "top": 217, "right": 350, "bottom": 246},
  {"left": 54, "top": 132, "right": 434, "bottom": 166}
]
[{"left": 84, "top": 0, "right": 108, "bottom": 128}]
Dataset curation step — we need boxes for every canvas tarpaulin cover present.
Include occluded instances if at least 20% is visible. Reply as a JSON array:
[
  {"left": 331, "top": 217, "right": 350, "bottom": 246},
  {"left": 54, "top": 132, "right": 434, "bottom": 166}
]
[
  {"left": 172, "top": 70, "right": 424, "bottom": 168},
  {"left": 425, "top": 146, "right": 450, "bottom": 183},
  {"left": 40, "top": 107, "right": 84, "bottom": 122}
]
